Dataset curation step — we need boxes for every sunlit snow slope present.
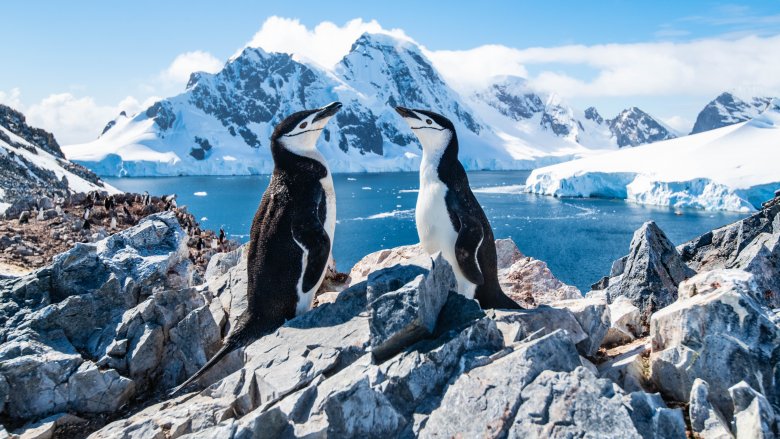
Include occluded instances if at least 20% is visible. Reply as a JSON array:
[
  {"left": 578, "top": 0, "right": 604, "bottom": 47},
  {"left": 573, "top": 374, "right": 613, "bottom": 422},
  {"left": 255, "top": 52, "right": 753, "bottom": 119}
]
[{"left": 525, "top": 101, "right": 780, "bottom": 212}]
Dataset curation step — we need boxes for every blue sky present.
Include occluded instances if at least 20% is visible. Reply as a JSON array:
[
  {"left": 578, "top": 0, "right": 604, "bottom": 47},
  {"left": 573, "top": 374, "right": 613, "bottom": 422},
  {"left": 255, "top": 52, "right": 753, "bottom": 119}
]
[{"left": 2, "top": 1, "right": 779, "bottom": 143}]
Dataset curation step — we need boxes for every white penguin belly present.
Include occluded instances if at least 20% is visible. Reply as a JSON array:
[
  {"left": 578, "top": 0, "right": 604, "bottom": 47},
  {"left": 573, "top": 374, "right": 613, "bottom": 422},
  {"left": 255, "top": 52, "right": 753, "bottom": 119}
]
[
  {"left": 293, "top": 171, "right": 336, "bottom": 316},
  {"left": 416, "top": 179, "right": 478, "bottom": 300},
  {"left": 416, "top": 181, "right": 456, "bottom": 254}
]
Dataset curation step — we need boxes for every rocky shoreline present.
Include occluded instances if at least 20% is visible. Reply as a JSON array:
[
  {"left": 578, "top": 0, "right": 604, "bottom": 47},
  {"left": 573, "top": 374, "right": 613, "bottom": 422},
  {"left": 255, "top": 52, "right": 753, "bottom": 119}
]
[
  {"left": 0, "top": 194, "right": 777, "bottom": 438},
  {"left": 0, "top": 191, "right": 238, "bottom": 278}
]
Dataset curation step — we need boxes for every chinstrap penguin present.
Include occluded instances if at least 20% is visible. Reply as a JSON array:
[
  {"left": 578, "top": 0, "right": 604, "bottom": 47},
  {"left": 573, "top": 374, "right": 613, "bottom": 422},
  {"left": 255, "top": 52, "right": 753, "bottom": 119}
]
[
  {"left": 170, "top": 102, "right": 342, "bottom": 395},
  {"left": 395, "top": 106, "right": 521, "bottom": 310}
]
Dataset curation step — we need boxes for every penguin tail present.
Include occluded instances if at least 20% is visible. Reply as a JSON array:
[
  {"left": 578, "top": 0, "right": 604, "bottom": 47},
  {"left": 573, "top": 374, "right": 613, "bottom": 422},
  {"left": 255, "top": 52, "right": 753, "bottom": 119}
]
[
  {"left": 167, "top": 323, "right": 254, "bottom": 397},
  {"left": 477, "top": 282, "right": 523, "bottom": 310}
]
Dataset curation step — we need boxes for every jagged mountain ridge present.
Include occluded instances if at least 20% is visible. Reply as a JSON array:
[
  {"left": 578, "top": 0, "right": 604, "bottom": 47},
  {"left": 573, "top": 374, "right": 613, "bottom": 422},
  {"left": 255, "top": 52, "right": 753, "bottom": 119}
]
[
  {"left": 690, "top": 92, "right": 774, "bottom": 134},
  {"left": 0, "top": 104, "right": 116, "bottom": 213},
  {"left": 65, "top": 32, "right": 676, "bottom": 176},
  {"left": 470, "top": 77, "right": 676, "bottom": 148}
]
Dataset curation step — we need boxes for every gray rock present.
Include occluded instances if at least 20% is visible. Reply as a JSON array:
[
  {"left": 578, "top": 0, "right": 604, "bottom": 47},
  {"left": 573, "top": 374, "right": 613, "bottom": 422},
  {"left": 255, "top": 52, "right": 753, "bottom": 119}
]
[
  {"left": 679, "top": 200, "right": 780, "bottom": 308},
  {"left": 649, "top": 269, "right": 780, "bottom": 418},
  {"left": 127, "top": 323, "right": 164, "bottom": 379},
  {"left": 689, "top": 379, "right": 734, "bottom": 439},
  {"left": 204, "top": 246, "right": 244, "bottom": 281},
  {"left": 13, "top": 412, "right": 86, "bottom": 439},
  {"left": 0, "top": 213, "right": 202, "bottom": 422},
  {"left": 349, "top": 239, "right": 578, "bottom": 310},
  {"left": 495, "top": 237, "right": 524, "bottom": 269},
  {"left": 606, "top": 221, "right": 695, "bottom": 329},
  {"left": 368, "top": 254, "right": 455, "bottom": 361},
  {"left": 603, "top": 296, "right": 642, "bottom": 346},
  {"left": 552, "top": 296, "right": 610, "bottom": 356},
  {"left": 729, "top": 381, "right": 777, "bottom": 439},
  {"left": 598, "top": 342, "right": 650, "bottom": 393},
  {"left": 67, "top": 362, "right": 135, "bottom": 413},
  {"left": 348, "top": 243, "right": 431, "bottom": 286},
  {"left": 625, "top": 391, "right": 687, "bottom": 439},
  {"left": 421, "top": 330, "right": 582, "bottom": 438},
  {"left": 499, "top": 254, "right": 582, "bottom": 308},
  {"left": 509, "top": 367, "right": 643, "bottom": 439},
  {"left": 488, "top": 306, "right": 588, "bottom": 354}
]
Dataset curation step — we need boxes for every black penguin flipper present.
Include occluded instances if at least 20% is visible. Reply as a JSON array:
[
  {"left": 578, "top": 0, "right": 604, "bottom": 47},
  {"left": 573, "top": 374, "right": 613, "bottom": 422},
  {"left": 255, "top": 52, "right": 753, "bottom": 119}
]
[
  {"left": 292, "top": 214, "right": 331, "bottom": 293},
  {"left": 454, "top": 216, "right": 485, "bottom": 286}
]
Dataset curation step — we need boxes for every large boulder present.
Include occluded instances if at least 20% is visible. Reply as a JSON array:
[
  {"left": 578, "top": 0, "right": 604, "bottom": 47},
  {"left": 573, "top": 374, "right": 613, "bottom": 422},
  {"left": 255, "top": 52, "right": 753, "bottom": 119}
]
[
  {"left": 649, "top": 269, "right": 780, "bottom": 418},
  {"left": 688, "top": 379, "right": 734, "bottom": 439},
  {"left": 679, "top": 196, "right": 780, "bottom": 308},
  {"left": 494, "top": 239, "right": 582, "bottom": 307},
  {"left": 729, "top": 381, "right": 778, "bottom": 439},
  {"left": 552, "top": 296, "right": 611, "bottom": 356},
  {"left": 602, "top": 296, "right": 642, "bottom": 346},
  {"left": 367, "top": 252, "right": 456, "bottom": 361},
  {"left": 420, "top": 330, "right": 582, "bottom": 437},
  {"left": 605, "top": 221, "right": 695, "bottom": 329},
  {"left": 349, "top": 238, "right": 580, "bottom": 309}
]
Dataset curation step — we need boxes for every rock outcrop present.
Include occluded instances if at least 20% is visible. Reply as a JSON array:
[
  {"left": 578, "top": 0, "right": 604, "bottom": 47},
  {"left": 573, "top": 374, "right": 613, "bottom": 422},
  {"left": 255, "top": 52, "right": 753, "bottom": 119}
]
[
  {"left": 3, "top": 196, "right": 780, "bottom": 437},
  {"left": 599, "top": 221, "right": 695, "bottom": 330},
  {"left": 0, "top": 213, "right": 203, "bottom": 424},
  {"left": 648, "top": 269, "right": 780, "bottom": 421},
  {"left": 349, "top": 238, "right": 581, "bottom": 308},
  {"left": 679, "top": 196, "right": 780, "bottom": 308}
]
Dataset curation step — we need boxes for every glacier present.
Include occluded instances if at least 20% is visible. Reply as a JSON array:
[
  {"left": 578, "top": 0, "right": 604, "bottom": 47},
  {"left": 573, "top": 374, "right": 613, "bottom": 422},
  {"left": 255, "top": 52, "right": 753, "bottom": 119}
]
[{"left": 525, "top": 101, "right": 780, "bottom": 212}]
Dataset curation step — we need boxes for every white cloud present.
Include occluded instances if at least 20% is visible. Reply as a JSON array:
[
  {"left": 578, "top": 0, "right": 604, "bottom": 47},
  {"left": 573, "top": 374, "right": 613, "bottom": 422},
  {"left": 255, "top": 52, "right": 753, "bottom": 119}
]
[
  {"left": 2, "top": 47, "right": 214, "bottom": 146},
  {"left": 661, "top": 115, "right": 693, "bottom": 134},
  {"left": 426, "top": 35, "right": 780, "bottom": 101},
  {"left": 161, "top": 50, "right": 223, "bottom": 84},
  {"left": 425, "top": 45, "right": 529, "bottom": 92},
  {"left": 21, "top": 92, "right": 159, "bottom": 145},
  {"left": 241, "top": 16, "right": 413, "bottom": 68},
  {"left": 0, "top": 88, "right": 23, "bottom": 110}
]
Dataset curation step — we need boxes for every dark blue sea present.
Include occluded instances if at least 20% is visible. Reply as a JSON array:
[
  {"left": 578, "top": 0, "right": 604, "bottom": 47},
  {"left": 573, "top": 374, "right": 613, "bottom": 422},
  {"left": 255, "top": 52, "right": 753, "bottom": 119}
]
[{"left": 106, "top": 171, "right": 746, "bottom": 292}]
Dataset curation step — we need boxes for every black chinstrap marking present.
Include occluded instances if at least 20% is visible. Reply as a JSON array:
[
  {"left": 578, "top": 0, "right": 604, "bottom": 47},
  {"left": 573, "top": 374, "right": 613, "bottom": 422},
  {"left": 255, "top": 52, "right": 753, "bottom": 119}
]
[
  {"left": 283, "top": 127, "right": 324, "bottom": 138},
  {"left": 411, "top": 126, "right": 446, "bottom": 131}
]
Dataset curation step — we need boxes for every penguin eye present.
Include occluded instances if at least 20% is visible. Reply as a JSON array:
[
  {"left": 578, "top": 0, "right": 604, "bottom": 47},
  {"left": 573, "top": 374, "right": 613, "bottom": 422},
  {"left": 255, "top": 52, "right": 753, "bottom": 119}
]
[
  {"left": 299, "top": 122, "right": 308, "bottom": 129},
  {"left": 426, "top": 119, "right": 432, "bottom": 125}
]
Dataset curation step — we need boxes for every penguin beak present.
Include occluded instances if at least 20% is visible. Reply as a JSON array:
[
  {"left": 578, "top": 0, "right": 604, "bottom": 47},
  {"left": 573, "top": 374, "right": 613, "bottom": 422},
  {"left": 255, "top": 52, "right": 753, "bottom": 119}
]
[
  {"left": 395, "top": 106, "right": 421, "bottom": 121},
  {"left": 312, "top": 101, "right": 342, "bottom": 123}
]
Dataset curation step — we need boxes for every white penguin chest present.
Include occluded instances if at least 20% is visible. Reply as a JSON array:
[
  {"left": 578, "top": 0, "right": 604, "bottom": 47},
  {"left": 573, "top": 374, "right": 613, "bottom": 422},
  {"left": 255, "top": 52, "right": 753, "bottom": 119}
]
[{"left": 416, "top": 176, "right": 457, "bottom": 255}]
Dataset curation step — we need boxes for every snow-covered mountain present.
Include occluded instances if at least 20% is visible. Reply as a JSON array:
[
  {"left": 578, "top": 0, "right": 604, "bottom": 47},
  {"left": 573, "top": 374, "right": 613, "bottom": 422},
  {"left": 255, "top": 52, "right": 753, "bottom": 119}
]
[
  {"left": 525, "top": 100, "right": 780, "bottom": 212},
  {"left": 0, "top": 105, "right": 117, "bottom": 214},
  {"left": 64, "top": 33, "right": 673, "bottom": 176},
  {"left": 690, "top": 92, "right": 774, "bottom": 134},
  {"left": 469, "top": 77, "right": 676, "bottom": 149}
]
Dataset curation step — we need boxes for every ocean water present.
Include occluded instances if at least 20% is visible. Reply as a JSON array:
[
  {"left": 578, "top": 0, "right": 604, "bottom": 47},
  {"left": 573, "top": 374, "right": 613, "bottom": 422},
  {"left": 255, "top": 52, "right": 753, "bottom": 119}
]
[{"left": 106, "top": 171, "right": 747, "bottom": 293}]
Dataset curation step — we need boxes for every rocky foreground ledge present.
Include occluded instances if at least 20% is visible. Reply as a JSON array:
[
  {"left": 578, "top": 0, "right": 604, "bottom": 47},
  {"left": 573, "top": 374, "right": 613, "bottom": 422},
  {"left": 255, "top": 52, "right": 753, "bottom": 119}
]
[{"left": 0, "top": 195, "right": 778, "bottom": 438}]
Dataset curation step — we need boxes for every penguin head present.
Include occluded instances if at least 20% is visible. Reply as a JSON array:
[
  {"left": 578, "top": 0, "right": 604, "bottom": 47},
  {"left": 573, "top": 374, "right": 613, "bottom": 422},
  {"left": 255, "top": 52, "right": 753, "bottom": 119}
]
[
  {"left": 272, "top": 102, "right": 342, "bottom": 155},
  {"left": 395, "top": 106, "right": 455, "bottom": 153}
]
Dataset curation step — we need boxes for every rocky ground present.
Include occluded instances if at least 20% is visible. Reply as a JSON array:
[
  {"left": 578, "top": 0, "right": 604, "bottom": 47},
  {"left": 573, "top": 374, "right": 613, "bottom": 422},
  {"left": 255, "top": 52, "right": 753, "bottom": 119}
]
[
  {"left": 0, "top": 191, "right": 238, "bottom": 278},
  {"left": 0, "top": 194, "right": 778, "bottom": 438}
]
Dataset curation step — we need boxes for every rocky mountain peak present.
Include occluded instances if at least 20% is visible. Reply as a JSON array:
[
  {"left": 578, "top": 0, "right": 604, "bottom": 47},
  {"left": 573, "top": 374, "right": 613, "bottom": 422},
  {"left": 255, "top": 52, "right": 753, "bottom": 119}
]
[
  {"left": 474, "top": 76, "right": 545, "bottom": 121},
  {"left": 584, "top": 107, "right": 604, "bottom": 124},
  {"left": 338, "top": 32, "right": 481, "bottom": 135},
  {"left": 0, "top": 104, "right": 64, "bottom": 158},
  {"left": 690, "top": 91, "right": 775, "bottom": 135},
  {"left": 608, "top": 107, "right": 676, "bottom": 148},
  {"left": 0, "top": 106, "right": 111, "bottom": 211}
]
